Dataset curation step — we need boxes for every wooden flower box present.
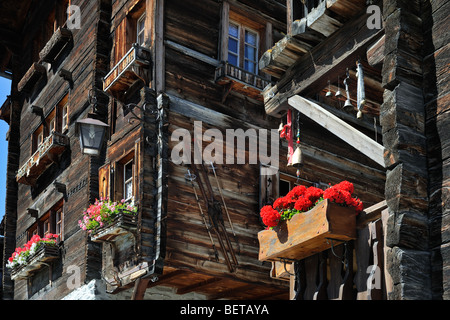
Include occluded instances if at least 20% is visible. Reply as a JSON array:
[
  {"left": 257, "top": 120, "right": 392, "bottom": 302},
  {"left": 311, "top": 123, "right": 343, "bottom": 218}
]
[
  {"left": 258, "top": 199, "right": 357, "bottom": 262},
  {"left": 89, "top": 210, "right": 138, "bottom": 243},
  {"left": 10, "top": 244, "right": 60, "bottom": 280}
]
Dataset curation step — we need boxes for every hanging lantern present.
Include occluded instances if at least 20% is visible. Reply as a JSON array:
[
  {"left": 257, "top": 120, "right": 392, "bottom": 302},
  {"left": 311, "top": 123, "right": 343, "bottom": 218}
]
[{"left": 76, "top": 117, "right": 109, "bottom": 156}]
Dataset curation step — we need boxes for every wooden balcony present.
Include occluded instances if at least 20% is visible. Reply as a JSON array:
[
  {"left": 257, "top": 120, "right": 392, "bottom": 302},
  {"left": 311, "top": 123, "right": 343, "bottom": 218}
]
[
  {"left": 16, "top": 132, "right": 69, "bottom": 185},
  {"left": 10, "top": 244, "right": 60, "bottom": 280},
  {"left": 260, "top": 0, "right": 367, "bottom": 79},
  {"left": 103, "top": 44, "right": 151, "bottom": 100},
  {"left": 263, "top": 200, "right": 390, "bottom": 300},
  {"left": 214, "top": 62, "right": 272, "bottom": 102}
]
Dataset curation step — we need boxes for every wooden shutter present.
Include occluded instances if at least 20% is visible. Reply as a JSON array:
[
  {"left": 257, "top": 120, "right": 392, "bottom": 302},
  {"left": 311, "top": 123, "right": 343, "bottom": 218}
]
[
  {"left": 114, "top": 18, "right": 127, "bottom": 64},
  {"left": 259, "top": 164, "right": 279, "bottom": 209},
  {"left": 98, "top": 163, "right": 111, "bottom": 200}
]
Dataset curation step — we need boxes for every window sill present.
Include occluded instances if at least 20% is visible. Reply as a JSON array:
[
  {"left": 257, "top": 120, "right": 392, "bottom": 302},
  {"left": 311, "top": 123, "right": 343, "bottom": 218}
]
[
  {"left": 39, "top": 27, "right": 73, "bottom": 64},
  {"left": 17, "top": 62, "right": 46, "bottom": 95}
]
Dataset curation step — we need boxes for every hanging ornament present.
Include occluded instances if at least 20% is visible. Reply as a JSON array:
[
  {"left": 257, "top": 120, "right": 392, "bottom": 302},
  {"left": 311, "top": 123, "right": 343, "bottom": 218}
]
[
  {"left": 326, "top": 80, "right": 332, "bottom": 97},
  {"left": 290, "top": 111, "right": 303, "bottom": 179},
  {"left": 356, "top": 60, "right": 366, "bottom": 119},
  {"left": 343, "top": 68, "right": 353, "bottom": 111},
  {"left": 282, "top": 109, "right": 294, "bottom": 166},
  {"left": 335, "top": 76, "right": 343, "bottom": 98}
]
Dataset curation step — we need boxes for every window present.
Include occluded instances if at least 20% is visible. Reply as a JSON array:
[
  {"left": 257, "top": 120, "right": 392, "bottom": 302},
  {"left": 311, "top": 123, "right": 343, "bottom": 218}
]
[
  {"left": 228, "top": 23, "right": 239, "bottom": 66},
  {"left": 114, "top": 2, "right": 146, "bottom": 63},
  {"left": 110, "top": 152, "right": 136, "bottom": 203},
  {"left": 58, "top": 93, "right": 69, "bottom": 133},
  {"left": 33, "top": 126, "right": 45, "bottom": 152},
  {"left": 244, "top": 30, "right": 258, "bottom": 74},
  {"left": 31, "top": 94, "right": 69, "bottom": 153},
  {"left": 137, "top": 13, "right": 146, "bottom": 46},
  {"left": 62, "top": 103, "right": 69, "bottom": 132},
  {"left": 55, "top": 208, "right": 63, "bottom": 238},
  {"left": 227, "top": 21, "right": 259, "bottom": 74},
  {"left": 27, "top": 201, "right": 64, "bottom": 241},
  {"left": 124, "top": 159, "right": 134, "bottom": 201}
]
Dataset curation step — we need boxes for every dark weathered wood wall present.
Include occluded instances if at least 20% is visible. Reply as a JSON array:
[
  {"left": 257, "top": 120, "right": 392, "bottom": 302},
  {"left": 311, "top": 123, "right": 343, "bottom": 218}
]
[
  {"left": 7, "top": 0, "right": 112, "bottom": 299},
  {"left": 422, "top": 0, "right": 450, "bottom": 300}
]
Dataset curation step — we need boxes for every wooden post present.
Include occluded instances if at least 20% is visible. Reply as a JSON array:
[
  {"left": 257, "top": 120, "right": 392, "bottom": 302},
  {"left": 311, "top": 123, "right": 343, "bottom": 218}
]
[
  {"left": 219, "top": 0, "right": 229, "bottom": 62},
  {"left": 381, "top": 0, "right": 430, "bottom": 300}
]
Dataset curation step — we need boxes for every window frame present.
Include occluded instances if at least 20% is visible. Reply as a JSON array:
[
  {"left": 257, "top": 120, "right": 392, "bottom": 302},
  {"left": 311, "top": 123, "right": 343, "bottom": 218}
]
[
  {"left": 136, "top": 12, "right": 146, "bottom": 46},
  {"left": 227, "top": 19, "right": 260, "bottom": 75},
  {"left": 27, "top": 200, "right": 64, "bottom": 242},
  {"left": 228, "top": 22, "right": 240, "bottom": 67},
  {"left": 113, "top": 151, "right": 136, "bottom": 203},
  {"left": 114, "top": 1, "right": 146, "bottom": 64},
  {"left": 243, "top": 28, "right": 259, "bottom": 74},
  {"left": 123, "top": 159, "right": 134, "bottom": 202}
]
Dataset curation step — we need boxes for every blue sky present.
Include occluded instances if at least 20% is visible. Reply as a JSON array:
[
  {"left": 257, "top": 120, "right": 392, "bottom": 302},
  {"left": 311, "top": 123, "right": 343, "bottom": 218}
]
[{"left": 0, "top": 77, "right": 11, "bottom": 222}]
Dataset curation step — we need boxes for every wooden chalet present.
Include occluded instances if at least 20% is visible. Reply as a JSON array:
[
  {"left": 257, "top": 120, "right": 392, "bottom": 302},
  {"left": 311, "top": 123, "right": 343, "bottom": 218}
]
[{"left": 0, "top": 0, "right": 448, "bottom": 301}]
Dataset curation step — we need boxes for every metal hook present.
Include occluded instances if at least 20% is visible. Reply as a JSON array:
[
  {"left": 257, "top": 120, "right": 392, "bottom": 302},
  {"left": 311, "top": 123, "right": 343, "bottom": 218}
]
[{"left": 326, "top": 238, "right": 347, "bottom": 261}]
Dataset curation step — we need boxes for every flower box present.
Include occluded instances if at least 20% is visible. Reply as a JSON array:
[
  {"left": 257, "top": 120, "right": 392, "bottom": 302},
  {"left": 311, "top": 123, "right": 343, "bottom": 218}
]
[
  {"left": 89, "top": 209, "right": 138, "bottom": 243},
  {"left": 10, "top": 243, "right": 60, "bottom": 280},
  {"left": 258, "top": 199, "right": 357, "bottom": 262}
]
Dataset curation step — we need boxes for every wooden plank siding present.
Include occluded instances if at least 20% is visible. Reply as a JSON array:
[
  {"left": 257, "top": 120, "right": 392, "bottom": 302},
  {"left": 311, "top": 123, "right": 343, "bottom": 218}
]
[{"left": 3, "top": 0, "right": 112, "bottom": 299}]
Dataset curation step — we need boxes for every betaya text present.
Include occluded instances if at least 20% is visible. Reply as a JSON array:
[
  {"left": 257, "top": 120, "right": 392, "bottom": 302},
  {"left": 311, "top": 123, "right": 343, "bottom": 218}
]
[{"left": 179, "top": 304, "right": 269, "bottom": 317}]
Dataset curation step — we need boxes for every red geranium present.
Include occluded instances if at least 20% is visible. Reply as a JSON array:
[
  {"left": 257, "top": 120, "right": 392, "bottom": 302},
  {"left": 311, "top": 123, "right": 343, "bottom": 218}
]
[
  {"left": 294, "top": 196, "right": 313, "bottom": 212},
  {"left": 323, "top": 181, "right": 363, "bottom": 214},
  {"left": 260, "top": 205, "right": 281, "bottom": 228}
]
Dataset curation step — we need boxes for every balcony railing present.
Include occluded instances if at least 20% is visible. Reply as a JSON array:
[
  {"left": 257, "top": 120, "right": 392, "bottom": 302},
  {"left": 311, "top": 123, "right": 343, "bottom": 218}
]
[
  {"left": 103, "top": 44, "right": 151, "bottom": 99},
  {"left": 215, "top": 62, "right": 272, "bottom": 102},
  {"left": 16, "top": 132, "right": 70, "bottom": 185}
]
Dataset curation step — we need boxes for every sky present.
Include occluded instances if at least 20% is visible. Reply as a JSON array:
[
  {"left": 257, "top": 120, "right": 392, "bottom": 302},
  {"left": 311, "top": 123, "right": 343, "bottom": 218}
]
[{"left": 0, "top": 77, "right": 11, "bottom": 222}]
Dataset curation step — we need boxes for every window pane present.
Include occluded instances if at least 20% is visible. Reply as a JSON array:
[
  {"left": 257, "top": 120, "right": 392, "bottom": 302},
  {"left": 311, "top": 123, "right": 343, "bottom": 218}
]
[
  {"left": 138, "top": 33, "right": 145, "bottom": 46},
  {"left": 245, "top": 46, "right": 256, "bottom": 61},
  {"left": 229, "top": 23, "right": 239, "bottom": 38},
  {"left": 228, "top": 53, "right": 238, "bottom": 66},
  {"left": 244, "top": 60, "right": 256, "bottom": 73},
  {"left": 125, "top": 162, "right": 133, "bottom": 180},
  {"left": 245, "top": 30, "right": 257, "bottom": 46},
  {"left": 125, "top": 181, "right": 133, "bottom": 200},
  {"left": 137, "top": 13, "right": 145, "bottom": 45},
  {"left": 228, "top": 38, "right": 238, "bottom": 54}
]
